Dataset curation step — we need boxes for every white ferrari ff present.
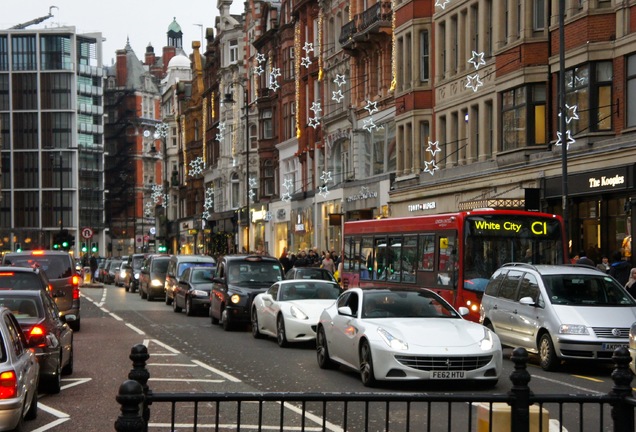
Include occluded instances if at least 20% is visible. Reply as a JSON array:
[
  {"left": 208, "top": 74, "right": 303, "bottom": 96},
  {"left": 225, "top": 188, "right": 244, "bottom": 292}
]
[
  {"left": 316, "top": 287, "right": 502, "bottom": 387},
  {"left": 251, "top": 280, "right": 343, "bottom": 347}
]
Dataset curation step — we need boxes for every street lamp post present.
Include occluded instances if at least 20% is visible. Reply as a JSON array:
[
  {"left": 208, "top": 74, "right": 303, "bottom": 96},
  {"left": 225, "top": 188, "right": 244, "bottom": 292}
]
[{"left": 150, "top": 122, "right": 170, "bottom": 252}]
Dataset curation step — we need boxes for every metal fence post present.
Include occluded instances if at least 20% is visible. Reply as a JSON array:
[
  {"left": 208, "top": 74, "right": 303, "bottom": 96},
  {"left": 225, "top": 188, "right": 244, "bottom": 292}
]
[
  {"left": 610, "top": 346, "right": 634, "bottom": 432},
  {"left": 508, "top": 347, "right": 531, "bottom": 432},
  {"left": 128, "top": 344, "right": 151, "bottom": 431},
  {"left": 115, "top": 380, "right": 145, "bottom": 432}
]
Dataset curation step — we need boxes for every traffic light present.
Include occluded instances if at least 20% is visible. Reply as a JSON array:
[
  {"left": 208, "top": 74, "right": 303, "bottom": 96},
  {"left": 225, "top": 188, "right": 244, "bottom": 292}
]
[
  {"left": 53, "top": 232, "right": 61, "bottom": 249},
  {"left": 81, "top": 243, "right": 88, "bottom": 253},
  {"left": 15, "top": 243, "right": 21, "bottom": 252},
  {"left": 91, "top": 242, "right": 98, "bottom": 253},
  {"left": 157, "top": 245, "right": 167, "bottom": 253}
]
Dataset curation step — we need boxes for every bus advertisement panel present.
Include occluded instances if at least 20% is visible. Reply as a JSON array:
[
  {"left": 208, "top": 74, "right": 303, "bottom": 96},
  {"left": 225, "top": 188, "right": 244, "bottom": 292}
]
[{"left": 341, "top": 209, "right": 567, "bottom": 322}]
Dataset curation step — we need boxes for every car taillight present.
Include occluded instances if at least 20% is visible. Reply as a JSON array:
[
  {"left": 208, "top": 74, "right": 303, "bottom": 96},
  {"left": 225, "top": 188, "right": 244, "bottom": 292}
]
[
  {"left": 28, "top": 325, "right": 47, "bottom": 348},
  {"left": 73, "top": 286, "right": 80, "bottom": 300},
  {"left": 0, "top": 371, "right": 17, "bottom": 399},
  {"left": 72, "top": 275, "right": 80, "bottom": 286}
]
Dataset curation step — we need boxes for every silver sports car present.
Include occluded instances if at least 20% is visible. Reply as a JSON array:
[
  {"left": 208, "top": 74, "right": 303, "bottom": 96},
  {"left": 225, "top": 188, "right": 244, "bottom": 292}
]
[{"left": 316, "top": 287, "right": 502, "bottom": 387}]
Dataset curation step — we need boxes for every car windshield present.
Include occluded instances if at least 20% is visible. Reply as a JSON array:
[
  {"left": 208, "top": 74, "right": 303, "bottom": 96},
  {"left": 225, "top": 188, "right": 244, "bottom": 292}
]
[
  {"left": 228, "top": 261, "right": 283, "bottom": 285},
  {"left": 152, "top": 258, "right": 170, "bottom": 273},
  {"left": 191, "top": 269, "right": 213, "bottom": 283},
  {"left": 362, "top": 290, "right": 460, "bottom": 319},
  {"left": 132, "top": 256, "right": 145, "bottom": 269},
  {"left": 7, "top": 255, "right": 72, "bottom": 279},
  {"left": 543, "top": 274, "right": 636, "bottom": 306},
  {"left": 293, "top": 268, "right": 335, "bottom": 281},
  {"left": 0, "top": 272, "right": 44, "bottom": 290},
  {"left": 280, "top": 282, "right": 342, "bottom": 300}
]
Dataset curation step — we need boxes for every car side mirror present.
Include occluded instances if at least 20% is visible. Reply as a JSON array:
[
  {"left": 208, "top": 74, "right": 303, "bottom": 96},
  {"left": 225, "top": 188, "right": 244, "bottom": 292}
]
[
  {"left": 337, "top": 306, "right": 353, "bottom": 316},
  {"left": 457, "top": 306, "right": 470, "bottom": 316},
  {"left": 519, "top": 296, "right": 536, "bottom": 306}
]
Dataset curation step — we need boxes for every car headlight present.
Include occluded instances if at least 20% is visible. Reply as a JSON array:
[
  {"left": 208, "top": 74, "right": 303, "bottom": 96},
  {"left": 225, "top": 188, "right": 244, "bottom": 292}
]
[
  {"left": 480, "top": 329, "right": 494, "bottom": 351},
  {"left": 191, "top": 289, "right": 207, "bottom": 297},
  {"left": 377, "top": 327, "right": 408, "bottom": 350},
  {"left": 230, "top": 294, "right": 241, "bottom": 304},
  {"left": 559, "top": 324, "right": 589, "bottom": 335},
  {"left": 119, "top": 270, "right": 126, "bottom": 277},
  {"left": 151, "top": 279, "right": 163, "bottom": 287},
  {"left": 134, "top": 274, "right": 140, "bottom": 280},
  {"left": 290, "top": 305, "right": 308, "bottom": 320}
]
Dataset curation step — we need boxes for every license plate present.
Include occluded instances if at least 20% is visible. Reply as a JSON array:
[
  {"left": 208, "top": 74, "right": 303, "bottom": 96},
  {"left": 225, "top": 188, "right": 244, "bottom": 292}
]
[
  {"left": 602, "top": 343, "right": 627, "bottom": 351},
  {"left": 431, "top": 371, "right": 465, "bottom": 379}
]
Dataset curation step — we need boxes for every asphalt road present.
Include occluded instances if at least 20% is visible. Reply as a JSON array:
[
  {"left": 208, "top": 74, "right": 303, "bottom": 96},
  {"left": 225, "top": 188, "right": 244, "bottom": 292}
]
[{"left": 22, "top": 283, "right": 628, "bottom": 431}]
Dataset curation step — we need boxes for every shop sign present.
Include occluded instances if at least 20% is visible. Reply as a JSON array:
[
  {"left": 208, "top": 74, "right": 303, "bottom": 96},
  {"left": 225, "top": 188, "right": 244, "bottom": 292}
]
[
  {"left": 346, "top": 186, "right": 378, "bottom": 202},
  {"left": 408, "top": 201, "right": 437, "bottom": 212},
  {"left": 588, "top": 174, "right": 624, "bottom": 188}
]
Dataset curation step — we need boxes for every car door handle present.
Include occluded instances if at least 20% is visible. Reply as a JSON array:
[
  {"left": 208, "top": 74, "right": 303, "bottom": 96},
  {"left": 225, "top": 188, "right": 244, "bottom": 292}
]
[{"left": 492, "top": 304, "right": 498, "bottom": 309}]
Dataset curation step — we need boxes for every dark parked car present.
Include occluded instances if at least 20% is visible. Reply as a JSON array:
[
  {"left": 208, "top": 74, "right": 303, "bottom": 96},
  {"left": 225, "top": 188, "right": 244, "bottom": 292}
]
[
  {"left": 164, "top": 255, "right": 216, "bottom": 305},
  {"left": 0, "top": 290, "right": 73, "bottom": 394},
  {"left": 285, "top": 267, "right": 337, "bottom": 283},
  {"left": 0, "top": 306, "right": 39, "bottom": 430},
  {"left": 139, "top": 255, "right": 170, "bottom": 301},
  {"left": 97, "top": 258, "right": 111, "bottom": 283},
  {"left": 2, "top": 250, "right": 81, "bottom": 331},
  {"left": 106, "top": 258, "right": 122, "bottom": 285},
  {"left": 173, "top": 266, "right": 215, "bottom": 316},
  {"left": 210, "top": 255, "right": 285, "bottom": 331}
]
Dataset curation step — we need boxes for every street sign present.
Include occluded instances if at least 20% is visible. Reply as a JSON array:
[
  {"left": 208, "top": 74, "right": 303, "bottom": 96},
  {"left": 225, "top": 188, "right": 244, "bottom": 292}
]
[
  {"left": 81, "top": 227, "right": 94, "bottom": 239},
  {"left": 135, "top": 236, "right": 142, "bottom": 245}
]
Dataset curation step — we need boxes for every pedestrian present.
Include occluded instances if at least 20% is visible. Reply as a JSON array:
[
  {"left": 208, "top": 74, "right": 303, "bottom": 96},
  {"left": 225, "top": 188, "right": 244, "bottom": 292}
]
[
  {"left": 609, "top": 250, "right": 631, "bottom": 286},
  {"left": 321, "top": 252, "right": 335, "bottom": 274},
  {"left": 89, "top": 255, "right": 98, "bottom": 281},
  {"left": 576, "top": 250, "right": 595, "bottom": 267},
  {"left": 626, "top": 268, "right": 636, "bottom": 297},
  {"left": 596, "top": 256, "right": 610, "bottom": 273},
  {"left": 279, "top": 248, "right": 292, "bottom": 273}
]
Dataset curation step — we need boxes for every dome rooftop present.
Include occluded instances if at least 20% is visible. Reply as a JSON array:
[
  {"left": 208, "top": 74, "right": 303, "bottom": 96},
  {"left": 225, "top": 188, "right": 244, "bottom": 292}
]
[
  {"left": 168, "top": 17, "right": 182, "bottom": 34},
  {"left": 168, "top": 54, "right": 190, "bottom": 69}
]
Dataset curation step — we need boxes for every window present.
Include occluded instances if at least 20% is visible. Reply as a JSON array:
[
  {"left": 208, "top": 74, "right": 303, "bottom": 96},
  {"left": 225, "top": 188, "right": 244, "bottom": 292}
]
[
  {"left": 628, "top": 54, "right": 636, "bottom": 128},
  {"left": 369, "top": 122, "right": 396, "bottom": 176},
  {"left": 40, "top": 35, "right": 72, "bottom": 70},
  {"left": 501, "top": 84, "right": 546, "bottom": 150},
  {"left": 263, "top": 160, "right": 274, "bottom": 196},
  {"left": 261, "top": 109, "right": 273, "bottom": 139},
  {"left": 565, "top": 62, "right": 612, "bottom": 133},
  {"left": 231, "top": 172, "right": 240, "bottom": 209},
  {"left": 533, "top": 0, "right": 545, "bottom": 30},
  {"left": 229, "top": 40, "right": 238, "bottom": 64},
  {"left": 11, "top": 36, "right": 36, "bottom": 71},
  {"left": 420, "top": 31, "right": 429, "bottom": 83}
]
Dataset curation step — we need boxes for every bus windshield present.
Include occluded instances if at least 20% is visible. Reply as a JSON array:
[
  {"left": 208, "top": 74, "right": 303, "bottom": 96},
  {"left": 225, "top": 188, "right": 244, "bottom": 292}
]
[{"left": 463, "top": 215, "right": 565, "bottom": 293}]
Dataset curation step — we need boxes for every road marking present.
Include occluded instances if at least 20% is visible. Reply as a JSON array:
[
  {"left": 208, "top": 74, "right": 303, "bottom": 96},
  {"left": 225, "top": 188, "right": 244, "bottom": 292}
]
[
  {"left": 148, "top": 363, "right": 198, "bottom": 367},
  {"left": 109, "top": 312, "right": 123, "bottom": 321},
  {"left": 61, "top": 377, "right": 92, "bottom": 390},
  {"left": 192, "top": 359, "right": 242, "bottom": 383},
  {"left": 149, "top": 378, "right": 224, "bottom": 383},
  {"left": 279, "top": 400, "right": 344, "bottom": 432},
  {"left": 149, "top": 423, "right": 325, "bottom": 431},
  {"left": 126, "top": 323, "right": 146, "bottom": 334},
  {"left": 30, "top": 418, "right": 71, "bottom": 431},
  {"left": 37, "top": 402, "right": 70, "bottom": 418},
  {"left": 532, "top": 374, "right": 603, "bottom": 394},
  {"left": 145, "top": 338, "right": 181, "bottom": 354},
  {"left": 571, "top": 374, "right": 604, "bottom": 383}
]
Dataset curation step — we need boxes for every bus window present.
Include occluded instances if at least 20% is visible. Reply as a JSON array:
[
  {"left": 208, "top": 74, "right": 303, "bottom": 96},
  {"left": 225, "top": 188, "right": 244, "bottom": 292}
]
[
  {"left": 418, "top": 234, "right": 434, "bottom": 271},
  {"left": 386, "top": 237, "right": 402, "bottom": 281},
  {"left": 437, "top": 235, "right": 457, "bottom": 287},
  {"left": 374, "top": 237, "right": 388, "bottom": 280},
  {"left": 401, "top": 235, "right": 417, "bottom": 283},
  {"left": 360, "top": 236, "right": 373, "bottom": 280}
]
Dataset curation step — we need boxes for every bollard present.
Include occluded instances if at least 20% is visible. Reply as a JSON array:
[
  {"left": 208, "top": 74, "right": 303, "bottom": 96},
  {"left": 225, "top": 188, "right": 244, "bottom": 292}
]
[
  {"left": 609, "top": 346, "right": 634, "bottom": 432},
  {"left": 128, "top": 344, "right": 151, "bottom": 431},
  {"left": 508, "top": 347, "right": 531, "bottom": 432},
  {"left": 114, "top": 380, "right": 145, "bottom": 432}
]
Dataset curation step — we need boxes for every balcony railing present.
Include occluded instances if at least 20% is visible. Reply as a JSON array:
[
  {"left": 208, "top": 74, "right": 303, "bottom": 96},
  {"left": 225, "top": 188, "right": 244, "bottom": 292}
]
[{"left": 339, "top": 2, "right": 392, "bottom": 48}]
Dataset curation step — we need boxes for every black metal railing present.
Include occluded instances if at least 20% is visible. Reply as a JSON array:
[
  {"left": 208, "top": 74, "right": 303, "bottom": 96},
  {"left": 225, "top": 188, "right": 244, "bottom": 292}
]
[{"left": 115, "top": 344, "right": 636, "bottom": 432}]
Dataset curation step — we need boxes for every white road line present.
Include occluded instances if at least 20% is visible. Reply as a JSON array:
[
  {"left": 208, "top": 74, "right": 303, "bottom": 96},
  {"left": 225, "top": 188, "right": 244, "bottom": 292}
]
[
  {"left": 149, "top": 378, "right": 224, "bottom": 383},
  {"left": 61, "top": 377, "right": 92, "bottom": 390},
  {"left": 280, "top": 401, "right": 344, "bottom": 432},
  {"left": 125, "top": 323, "right": 146, "bottom": 335},
  {"left": 36, "top": 402, "right": 70, "bottom": 418},
  {"left": 532, "top": 374, "right": 603, "bottom": 394},
  {"left": 191, "top": 359, "right": 242, "bottom": 383},
  {"left": 99, "top": 307, "right": 109, "bottom": 313},
  {"left": 146, "top": 338, "right": 181, "bottom": 354},
  {"left": 147, "top": 363, "right": 198, "bottom": 367},
  {"left": 109, "top": 312, "right": 123, "bottom": 321},
  {"left": 29, "top": 418, "right": 71, "bottom": 432}
]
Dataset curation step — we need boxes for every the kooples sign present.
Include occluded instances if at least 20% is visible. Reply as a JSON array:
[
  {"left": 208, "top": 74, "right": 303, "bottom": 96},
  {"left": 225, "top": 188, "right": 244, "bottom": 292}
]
[{"left": 588, "top": 174, "right": 624, "bottom": 188}]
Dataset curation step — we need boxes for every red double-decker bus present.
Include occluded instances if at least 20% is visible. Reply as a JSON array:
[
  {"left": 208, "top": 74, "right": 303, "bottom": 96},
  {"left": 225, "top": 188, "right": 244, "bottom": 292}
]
[{"left": 341, "top": 209, "right": 567, "bottom": 322}]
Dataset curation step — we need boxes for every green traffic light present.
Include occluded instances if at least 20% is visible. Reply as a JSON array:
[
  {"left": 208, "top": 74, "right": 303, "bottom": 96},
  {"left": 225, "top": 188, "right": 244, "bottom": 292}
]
[
  {"left": 53, "top": 243, "right": 60, "bottom": 250},
  {"left": 62, "top": 241, "right": 69, "bottom": 248}
]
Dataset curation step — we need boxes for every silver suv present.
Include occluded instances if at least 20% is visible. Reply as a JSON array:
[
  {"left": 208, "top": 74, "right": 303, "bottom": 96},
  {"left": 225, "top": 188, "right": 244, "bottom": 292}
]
[{"left": 480, "top": 263, "right": 636, "bottom": 371}]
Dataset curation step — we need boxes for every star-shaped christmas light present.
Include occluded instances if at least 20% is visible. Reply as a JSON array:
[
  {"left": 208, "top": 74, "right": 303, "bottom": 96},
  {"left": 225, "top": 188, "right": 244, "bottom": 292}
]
[
  {"left": 363, "top": 117, "right": 377, "bottom": 132},
  {"left": 332, "top": 90, "right": 344, "bottom": 103},
  {"left": 270, "top": 68, "right": 281, "bottom": 79},
  {"left": 426, "top": 140, "right": 441, "bottom": 156},
  {"left": 466, "top": 74, "right": 484, "bottom": 92},
  {"left": 334, "top": 74, "right": 346, "bottom": 87},
  {"left": 301, "top": 57, "right": 312, "bottom": 68},
  {"left": 202, "top": 210, "right": 210, "bottom": 220},
  {"left": 320, "top": 171, "right": 332, "bottom": 183},
  {"left": 303, "top": 42, "right": 314, "bottom": 53},
  {"left": 423, "top": 159, "right": 439, "bottom": 175},
  {"left": 249, "top": 177, "right": 257, "bottom": 188},
  {"left": 256, "top": 53, "right": 266, "bottom": 63},
  {"left": 318, "top": 185, "right": 330, "bottom": 198},
  {"left": 563, "top": 104, "right": 579, "bottom": 124},
  {"left": 283, "top": 178, "right": 293, "bottom": 190},
  {"left": 310, "top": 102, "right": 322, "bottom": 115},
  {"left": 161, "top": 193, "right": 169, "bottom": 208},
  {"left": 216, "top": 133, "right": 224, "bottom": 141},
  {"left": 555, "top": 130, "right": 576, "bottom": 150},
  {"left": 268, "top": 79, "right": 280, "bottom": 91},
  {"left": 254, "top": 65, "right": 264, "bottom": 76},
  {"left": 308, "top": 117, "right": 320, "bottom": 128},
  {"left": 281, "top": 192, "right": 292, "bottom": 203},
  {"left": 364, "top": 100, "right": 379, "bottom": 115},
  {"left": 263, "top": 211, "right": 273, "bottom": 222},
  {"left": 188, "top": 156, "right": 205, "bottom": 177},
  {"left": 218, "top": 122, "right": 226, "bottom": 132},
  {"left": 154, "top": 122, "right": 169, "bottom": 139},
  {"left": 249, "top": 189, "right": 256, "bottom": 202},
  {"left": 435, "top": 0, "right": 450, "bottom": 8},
  {"left": 468, "top": 51, "right": 486, "bottom": 70}
]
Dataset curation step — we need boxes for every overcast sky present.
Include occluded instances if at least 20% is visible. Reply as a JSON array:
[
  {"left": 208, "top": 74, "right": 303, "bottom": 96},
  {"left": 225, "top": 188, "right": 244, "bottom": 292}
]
[{"left": 1, "top": 0, "right": 243, "bottom": 65}]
